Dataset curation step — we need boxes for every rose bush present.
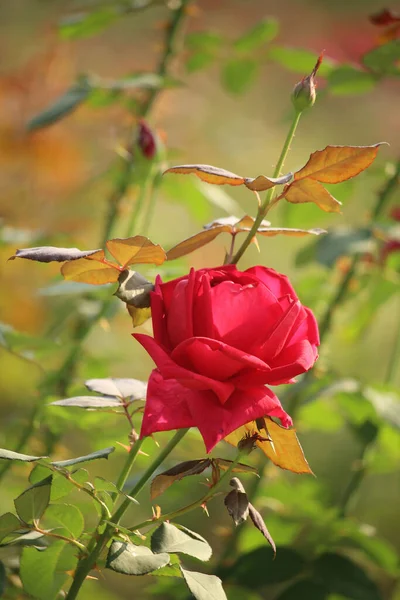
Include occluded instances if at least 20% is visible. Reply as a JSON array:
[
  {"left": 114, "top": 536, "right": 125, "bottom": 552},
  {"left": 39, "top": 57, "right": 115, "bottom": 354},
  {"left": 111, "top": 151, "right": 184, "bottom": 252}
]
[{"left": 134, "top": 265, "right": 319, "bottom": 452}]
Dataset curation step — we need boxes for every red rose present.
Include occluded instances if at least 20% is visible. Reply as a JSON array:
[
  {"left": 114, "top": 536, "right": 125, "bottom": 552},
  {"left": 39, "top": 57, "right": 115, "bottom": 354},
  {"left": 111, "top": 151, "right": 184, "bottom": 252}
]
[{"left": 134, "top": 265, "right": 319, "bottom": 452}]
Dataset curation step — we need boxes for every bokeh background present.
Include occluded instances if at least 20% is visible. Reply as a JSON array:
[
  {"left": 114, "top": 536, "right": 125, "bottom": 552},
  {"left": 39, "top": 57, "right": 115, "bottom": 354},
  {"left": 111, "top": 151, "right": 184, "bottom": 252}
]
[{"left": 0, "top": 0, "right": 399, "bottom": 599}]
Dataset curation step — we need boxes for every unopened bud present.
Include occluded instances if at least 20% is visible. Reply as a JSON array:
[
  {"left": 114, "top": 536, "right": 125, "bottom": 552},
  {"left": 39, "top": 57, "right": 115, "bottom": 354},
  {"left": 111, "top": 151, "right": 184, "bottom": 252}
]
[
  {"left": 291, "top": 52, "right": 324, "bottom": 112},
  {"left": 137, "top": 119, "right": 157, "bottom": 159}
]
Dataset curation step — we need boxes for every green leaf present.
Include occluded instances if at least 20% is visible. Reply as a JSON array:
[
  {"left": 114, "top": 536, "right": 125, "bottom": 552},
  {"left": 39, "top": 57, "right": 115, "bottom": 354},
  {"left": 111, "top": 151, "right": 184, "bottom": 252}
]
[
  {"left": 181, "top": 567, "right": 227, "bottom": 600},
  {"left": 30, "top": 465, "right": 74, "bottom": 501},
  {"left": 0, "top": 448, "right": 46, "bottom": 462},
  {"left": 327, "top": 65, "right": 377, "bottom": 96},
  {"left": 1, "top": 530, "right": 46, "bottom": 549},
  {"left": 185, "top": 32, "right": 222, "bottom": 52},
  {"left": 51, "top": 446, "right": 114, "bottom": 467},
  {"left": 0, "top": 323, "right": 58, "bottom": 356},
  {"left": 221, "top": 58, "right": 258, "bottom": 94},
  {"left": 314, "top": 553, "right": 382, "bottom": 600},
  {"left": 0, "top": 560, "right": 5, "bottom": 597},
  {"left": 27, "top": 81, "right": 91, "bottom": 131},
  {"left": 150, "top": 553, "right": 183, "bottom": 578},
  {"left": 14, "top": 477, "right": 52, "bottom": 524},
  {"left": 362, "top": 40, "right": 400, "bottom": 76},
  {"left": 268, "top": 46, "right": 335, "bottom": 76},
  {"left": 225, "top": 547, "right": 305, "bottom": 587},
  {"left": 364, "top": 386, "right": 400, "bottom": 429},
  {"left": 20, "top": 541, "right": 75, "bottom": 600},
  {"left": 276, "top": 579, "right": 327, "bottom": 600},
  {"left": 296, "top": 227, "right": 374, "bottom": 268},
  {"left": 106, "top": 540, "right": 170, "bottom": 575},
  {"left": 59, "top": 8, "right": 117, "bottom": 40},
  {"left": 300, "top": 399, "right": 345, "bottom": 432},
  {"left": 0, "top": 512, "right": 21, "bottom": 543},
  {"left": 234, "top": 18, "right": 279, "bottom": 52},
  {"left": 186, "top": 51, "right": 215, "bottom": 73},
  {"left": 151, "top": 523, "right": 212, "bottom": 561},
  {"left": 45, "top": 504, "right": 84, "bottom": 539}
]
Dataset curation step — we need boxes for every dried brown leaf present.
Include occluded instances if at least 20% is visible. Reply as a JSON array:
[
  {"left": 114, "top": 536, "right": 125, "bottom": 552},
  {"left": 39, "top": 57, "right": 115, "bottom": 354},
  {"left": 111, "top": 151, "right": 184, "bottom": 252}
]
[
  {"left": 60, "top": 251, "right": 120, "bottom": 284},
  {"left": 244, "top": 172, "right": 292, "bottom": 191},
  {"left": 106, "top": 236, "right": 166, "bottom": 268},
  {"left": 150, "top": 459, "right": 211, "bottom": 499},
  {"left": 224, "top": 488, "right": 249, "bottom": 525},
  {"left": 164, "top": 164, "right": 245, "bottom": 186},
  {"left": 214, "top": 458, "right": 258, "bottom": 475},
  {"left": 9, "top": 246, "right": 101, "bottom": 263},
  {"left": 166, "top": 227, "right": 231, "bottom": 261},
  {"left": 248, "top": 503, "right": 276, "bottom": 556}
]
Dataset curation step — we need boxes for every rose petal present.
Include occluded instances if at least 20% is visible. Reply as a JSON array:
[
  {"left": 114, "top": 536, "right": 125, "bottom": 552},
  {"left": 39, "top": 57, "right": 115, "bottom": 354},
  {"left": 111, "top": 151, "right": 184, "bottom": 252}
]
[
  {"left": 134, "top": 333, "right": 235, "bottom": 403},
  {"left": 245, "top": 266, "right": 298, "bottom": 300},
  {"left": 171, "top": 337, "right": 271, "bottom": 386},
  {"left": 140, "top": 370, "right": 195, "bottom": 438},
  {"left": 259, "top": 300, "right": 302, "bottom": 361},
  {"left": 266, "top": 340, "right": 318, "bottom": 385},
  {"left": 186, "top": 386, "right": 292, "bottom": 452},
  {"left": 210, "top": 279, "right": 283, "bottom": 352},
  {"left": 150, "top": 275, "right": 170, "bottom": 349},
  {"left": 166, "top": 270, "right": 195, "bottom": 348},
  {"left": 289, "top": 306, "right": 320, "bottom": 347}
]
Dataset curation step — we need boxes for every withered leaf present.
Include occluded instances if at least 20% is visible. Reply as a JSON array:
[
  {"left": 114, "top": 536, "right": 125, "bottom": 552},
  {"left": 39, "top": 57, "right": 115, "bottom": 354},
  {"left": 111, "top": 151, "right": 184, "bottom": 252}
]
[
  {"left": 106, "top": 236, "right": 166, "bottom": 268},
  {"left": 166, "top": 227, "right": 231, "bottom": 261},
  {"left": 224, "top": 488, "right": 249, "bottom": 526},
  {"left": 9, "top": 246, "right": 101, "bottom": 263},
  {"left": 115, "top": 270, "right": 154, "bottom": 308},
  {"left": 214, "top": 458, "right": 258, "bottom": 475},
  {"left": 244, "top": 172, "right": 292, "bottom": 191},
  {"left": 294, "top": 144, "right": 383, "bottom": 184},
  {"left": 225, "top": 418, "right": 313, "bottom": 475},
  {"left": 257, "top": 226, "right": 326, "bottom": 237},
  {"left": 248, "top": 503, "right": 276, "bottom": 556},
  {"left": 151, "top": 459, "right": 211, "bottom": 500},
  {"left": 369, "top": 8, "right": 400, "bottom": 26},
  {"left": 164, "top": 164, "right": 245, "bottom": 186},
  {"left": 284, "top": 179, "right": 341, "bottom": 213}
]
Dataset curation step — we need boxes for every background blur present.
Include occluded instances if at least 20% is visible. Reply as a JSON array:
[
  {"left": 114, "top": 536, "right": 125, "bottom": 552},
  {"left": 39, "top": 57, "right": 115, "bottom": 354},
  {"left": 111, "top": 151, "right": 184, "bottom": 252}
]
[{"left": 0, "top": 0, "right": 399, "bottom": 599}]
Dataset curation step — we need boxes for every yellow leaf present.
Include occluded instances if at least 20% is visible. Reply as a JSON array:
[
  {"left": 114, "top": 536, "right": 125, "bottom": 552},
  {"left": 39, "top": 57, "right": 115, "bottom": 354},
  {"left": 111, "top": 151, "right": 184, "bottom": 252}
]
[
  {"left": 106, "top": 236, "right": 166, "bottom": 268},
  {"left": 284, "top": 179, "right": 342, "bottom": 213},
  {"left": 225, "top": 418, "right": 313, "bottom": 475},
  {"left": 127, "top": 304, "right": 151, "bottom": 327},
  {"left": 164, "top": 164, "right": 245, "bottom": 186},
  {"left": 294, "top": 144, "right": 383, "bottom": 184},
  {"left": 61, "top": 251, "right": 120, "bottom": 284}
]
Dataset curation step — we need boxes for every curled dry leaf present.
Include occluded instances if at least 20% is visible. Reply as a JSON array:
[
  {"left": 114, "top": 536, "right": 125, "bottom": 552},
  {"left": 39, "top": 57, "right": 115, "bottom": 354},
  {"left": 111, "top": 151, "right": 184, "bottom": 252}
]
[
  {"left": 213, "top": 458, "right": 258, "bottom": 475},
  {"left": 224, "top": 487, "right": 249, "bottom": 526},
  {"left": 9, "top": 246, "right": 101, "bottom": 263},
  {"left": 248, "top": 503, "right": 276, "bottom": 556},
  {"left": 163, "top": 163, "right": 292, "bottom": 192},
  {"left": 115, "top": 270, "right": 154, "bottom": 308},
  {"left": 225, "top": 417, "right": 313, "bottom": 475},
  {"left": 150, "top": 459, "right": 211, "bottom": 500}
]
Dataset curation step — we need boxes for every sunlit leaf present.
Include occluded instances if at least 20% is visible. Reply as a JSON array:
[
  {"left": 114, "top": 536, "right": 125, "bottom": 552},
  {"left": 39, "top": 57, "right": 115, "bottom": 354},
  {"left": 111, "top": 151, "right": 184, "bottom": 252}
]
[
  {"left": 221, "top": 58, "right": 258, "bottom": 94},
  {"left": 294, "top": 144, "right": 383, "bottom": 184},
  {"left": 106, "top": 236, "right": 166, "bottom": 267},
  {"left": 151, "top": 523, "right": 212, "bottom": 561},
  {"left": 20, "top": 541, "right": 76, "bottom": 600},
  {"left": 234, "top": 18, "right": 279, "bottom": 52},
  {"left": 284, "top": 179, "right": 341, "bottom": 213},
  {"left": 151, "top": 459, "right": 211, "bottom": 500},
  {"left": 61, "top": 251, "right": 119, "bottom": 284},
  {"left": 164, "top": 164, "right": 245, "bottom": 186},
  {"left": 126, "top": 304, "right": 152, "bottom": 327},
  {"left": 27, "top": 81, "right": 91, "bottom": 130},
  {"left": 45, "top": 504, "right": 84, "bottom": 539},
  {"left": 186, "top": 51, "right": 215, "bottom": 73},
  {"left": 14, "top": 476, "right": 52, "bottom": 523},
  {"left": 257, "top": 226, "right": 326, "bottom": 237},
  {"left": 225, "top": 418, "right": 313, "bottom": 474},
  {"left": 85, "top": 377, "right": 147, "bottom": 399},
  {"left": 181, "top": 568, "right": 227, "bottom": 600},
  {"left": 60, "top": 8, "right": 117, "bottom": 39},
  {"left": 107, "top": 540, "right": 170, "bottom": 575},
  {"left": 362, "top": 40, "right": 400, "bottom": 75},
  {"left": 0, "top": 513, "right": 21, "bottom": 543},
  {"left": 9, "top": 246, "right": 101, "bottom": 263},
  {"left": 244, "top": 172, "right": 292, "bottom": 191},
  {"left": 51, "top": 447, "right": 114, "bottom": 467},
  {"left": 166, "top": 227, "right": 230, "bottom": 260}
]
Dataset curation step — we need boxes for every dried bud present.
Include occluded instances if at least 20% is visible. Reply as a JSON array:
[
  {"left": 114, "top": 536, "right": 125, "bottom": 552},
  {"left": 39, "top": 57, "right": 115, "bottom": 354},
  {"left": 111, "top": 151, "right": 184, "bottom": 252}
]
[
  {"left": 115, "top": 269, "right": 154, "bottom": 308},
  {"left": 291, "top": 52, "right": 324, "bottom": 112},
  {"left": 224, "top": 478, "right": 249, "bottom": 525},
  {"left": 137, "top": 119, "right": 157, "bottom": 159}
]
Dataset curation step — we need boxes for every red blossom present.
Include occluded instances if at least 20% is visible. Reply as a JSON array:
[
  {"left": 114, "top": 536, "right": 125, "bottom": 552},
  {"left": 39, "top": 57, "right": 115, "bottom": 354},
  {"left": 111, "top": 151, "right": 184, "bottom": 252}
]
[{"left": 133, "top": 265, "right": 319, "bottom": 452}]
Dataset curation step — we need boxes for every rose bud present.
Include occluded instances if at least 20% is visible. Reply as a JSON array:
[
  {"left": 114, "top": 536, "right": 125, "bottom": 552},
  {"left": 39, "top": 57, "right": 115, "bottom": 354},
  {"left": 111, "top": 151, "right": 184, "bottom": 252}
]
[
  {"left": 137, "top": 119, "right": 157, "bottom": 159},
  {"left": 292, "top": 52, "right": 324, "bottom": 112},
  {"left": 133, "top": 265, "right": 320, "bottom": 453}
]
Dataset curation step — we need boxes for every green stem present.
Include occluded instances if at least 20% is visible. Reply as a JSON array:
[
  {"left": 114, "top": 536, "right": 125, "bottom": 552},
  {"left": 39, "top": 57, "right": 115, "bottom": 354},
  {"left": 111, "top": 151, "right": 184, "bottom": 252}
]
[
  {"left": 231, "top": 110, "right": 302, "bottom": 265},
  {"left": 114, "top": 438, "right": 146, "bottom": 498},
  {"left": 385, "top": 306, "right": 400, "bottom": 384},
  {"left": 64, "top": 429, "right": 189, "bottom": 600},
  {"left": 124, "top": 171, "right": 151, "bottom": 238},
  {"left": 142, "top": 175, "right": 161, "bottom": 236}
]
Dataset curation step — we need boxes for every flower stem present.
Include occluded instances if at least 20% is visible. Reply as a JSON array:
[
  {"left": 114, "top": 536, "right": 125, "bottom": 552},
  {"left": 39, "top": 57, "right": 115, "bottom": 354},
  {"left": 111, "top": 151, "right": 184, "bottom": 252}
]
[
  {"left": 385, "top": 308, "right": 400, "bottom": 384},
  {"left": 231, "top": 110, "right": 302, "bottom": 265},
  {"left": 64, "top": 429, "right": 189, "bottom": 600}
]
